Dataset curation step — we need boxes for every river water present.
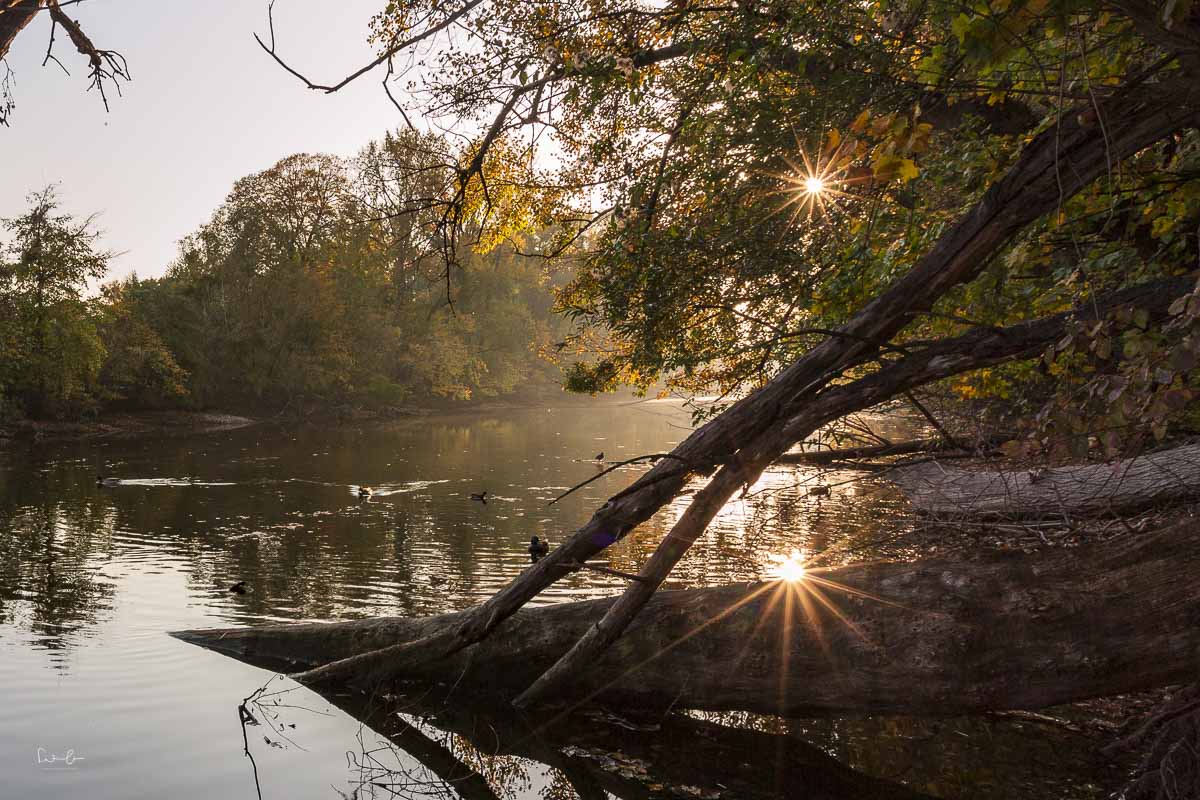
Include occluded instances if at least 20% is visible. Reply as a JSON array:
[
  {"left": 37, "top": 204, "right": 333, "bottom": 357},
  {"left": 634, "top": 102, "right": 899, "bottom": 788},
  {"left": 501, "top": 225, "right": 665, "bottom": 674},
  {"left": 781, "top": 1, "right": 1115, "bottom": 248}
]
[{"left": 0, "top": 401, "right": 1121, "bottom": 799}]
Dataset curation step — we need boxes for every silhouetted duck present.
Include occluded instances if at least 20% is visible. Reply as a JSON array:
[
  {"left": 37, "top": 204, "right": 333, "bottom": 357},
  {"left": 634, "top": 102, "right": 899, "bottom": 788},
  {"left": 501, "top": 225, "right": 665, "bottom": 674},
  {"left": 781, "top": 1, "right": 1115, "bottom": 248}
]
[
  {"left": 470, "top": 490, "right": 488, "bottom": 504},
  {"left": 594, "top": 452, "right": 605, "bottom": 461},
  {"left": 356, "top": 486, "right": 373, "bottom": 499},
  {"left": 96, "top": 475, "right": 120, "bottom": 487},
  {"left": 229, "top": 581, "right": 247, "bottom": 595},
  {"left": 528, "top": 535, "right": 550, "bottom": 562}
]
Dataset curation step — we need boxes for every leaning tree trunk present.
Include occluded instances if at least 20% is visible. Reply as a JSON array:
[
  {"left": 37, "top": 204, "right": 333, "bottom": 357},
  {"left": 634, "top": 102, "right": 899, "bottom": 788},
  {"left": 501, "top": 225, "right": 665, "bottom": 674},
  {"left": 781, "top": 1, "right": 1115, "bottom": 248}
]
[
  {"left": 0, "top": 1, "right": 43, "bottom": 63},
  {"left": 278, "top": 273, "right": 1198, "bottom": 689},
  {"left": 892, "top": 441, "right": 1200, "bottom": 519},
  {"left": 290, "top": 71, "right": 1200, "bottom": 699},
  {"left": 176, "top": 515, "right": 1200, "bottom": 717}
]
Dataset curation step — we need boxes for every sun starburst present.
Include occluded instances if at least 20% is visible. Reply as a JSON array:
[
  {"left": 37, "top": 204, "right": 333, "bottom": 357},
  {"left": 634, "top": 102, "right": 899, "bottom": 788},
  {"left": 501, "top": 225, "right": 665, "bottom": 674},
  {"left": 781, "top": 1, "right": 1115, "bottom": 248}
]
[
  {"left": 768, "top": 548, "right": 807, "bottom": 582},
  {"left": 766, "top": 134, "right": 866, "bottom": 225}
]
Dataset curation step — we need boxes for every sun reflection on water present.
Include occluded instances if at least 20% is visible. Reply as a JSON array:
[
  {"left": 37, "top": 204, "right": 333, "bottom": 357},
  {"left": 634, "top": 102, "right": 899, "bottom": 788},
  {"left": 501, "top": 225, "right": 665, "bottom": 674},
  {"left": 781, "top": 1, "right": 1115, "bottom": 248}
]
[{"left": 768, "top": 548, "right": 807, "bottom": 582}]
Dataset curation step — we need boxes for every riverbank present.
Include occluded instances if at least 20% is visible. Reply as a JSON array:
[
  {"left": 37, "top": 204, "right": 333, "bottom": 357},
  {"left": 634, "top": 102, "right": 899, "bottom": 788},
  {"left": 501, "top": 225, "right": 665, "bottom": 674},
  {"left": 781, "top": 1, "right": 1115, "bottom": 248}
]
[
  {"left": 0, "top": 410, "right": 260, "bottom": 444},
  {"left": 0, "top": 390, "right": 661, "bottom": 446}
]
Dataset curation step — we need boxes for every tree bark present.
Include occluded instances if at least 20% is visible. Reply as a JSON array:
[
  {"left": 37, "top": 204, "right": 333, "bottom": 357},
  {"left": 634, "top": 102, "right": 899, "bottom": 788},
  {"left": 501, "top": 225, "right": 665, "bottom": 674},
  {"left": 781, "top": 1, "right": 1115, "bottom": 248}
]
[
  {"left": 175, "top": 515, "right": 1200, "bottom": 717},
  {"left": 511, "top": 273, "right": 1198, "bottom": 708},
  {"left": 0, "top": 1, "right": 43, "bottom": 63},
  {"left": 892, "top": 441, "right": 1200, "bottom": 519}
]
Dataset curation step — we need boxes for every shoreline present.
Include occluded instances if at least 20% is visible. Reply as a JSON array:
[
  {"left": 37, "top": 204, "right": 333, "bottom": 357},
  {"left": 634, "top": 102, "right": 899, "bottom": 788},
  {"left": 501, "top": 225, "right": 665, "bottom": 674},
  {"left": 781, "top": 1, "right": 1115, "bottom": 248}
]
[{"left": 0, "top": 392, "right": 667, "bottom": 445}]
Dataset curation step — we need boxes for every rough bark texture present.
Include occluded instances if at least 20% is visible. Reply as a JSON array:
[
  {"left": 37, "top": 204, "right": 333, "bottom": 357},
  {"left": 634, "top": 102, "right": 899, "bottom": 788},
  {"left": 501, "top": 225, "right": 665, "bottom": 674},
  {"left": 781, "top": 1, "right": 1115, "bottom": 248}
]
[
  {"left": 176, "top": 516, "right": 1200, "bottom": 717},
  {"left": 892, "top": 441, "right": 1200, "bottom": 519},
  {"left": 0, "top": 1, "right": 42, "bottom": 62}
]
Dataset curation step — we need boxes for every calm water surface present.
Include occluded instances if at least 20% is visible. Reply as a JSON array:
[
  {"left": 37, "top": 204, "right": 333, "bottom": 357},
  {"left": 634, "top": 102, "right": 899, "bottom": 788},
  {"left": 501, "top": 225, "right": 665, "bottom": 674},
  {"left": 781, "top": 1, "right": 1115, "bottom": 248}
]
[{"left": 0, "top": 401, "right": 1120, "bottom": 799}]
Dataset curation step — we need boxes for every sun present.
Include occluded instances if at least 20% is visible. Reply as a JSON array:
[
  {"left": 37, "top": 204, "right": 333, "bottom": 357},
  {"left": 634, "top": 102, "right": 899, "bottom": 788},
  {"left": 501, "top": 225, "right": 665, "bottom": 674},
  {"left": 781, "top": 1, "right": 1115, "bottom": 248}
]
[
  {"left": 769, "top": 549, "right": 807, "bottom": 582},
  {"left": 765, "top": 135, "right": 863, "bottom": 224}
]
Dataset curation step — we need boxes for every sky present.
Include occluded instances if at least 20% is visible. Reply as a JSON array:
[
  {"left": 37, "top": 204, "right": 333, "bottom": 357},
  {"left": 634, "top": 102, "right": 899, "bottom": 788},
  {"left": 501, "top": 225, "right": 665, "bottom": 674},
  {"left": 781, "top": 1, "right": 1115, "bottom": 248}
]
[{"left": 1, "top": 0, "right": 410, "bottom": 280}]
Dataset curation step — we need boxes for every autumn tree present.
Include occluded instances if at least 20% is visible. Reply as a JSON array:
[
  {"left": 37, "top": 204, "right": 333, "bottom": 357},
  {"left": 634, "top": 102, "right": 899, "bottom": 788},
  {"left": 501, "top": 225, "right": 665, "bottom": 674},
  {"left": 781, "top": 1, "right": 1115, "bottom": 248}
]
[
  {"left": 0, "top": 187, "right": 108, "bottom": 417},
  {"left": 94, "top": 278, "right": 189, "bottom": 409},
  {"left": 239, "top": 0, "right": 1200, "bottom": 712}
]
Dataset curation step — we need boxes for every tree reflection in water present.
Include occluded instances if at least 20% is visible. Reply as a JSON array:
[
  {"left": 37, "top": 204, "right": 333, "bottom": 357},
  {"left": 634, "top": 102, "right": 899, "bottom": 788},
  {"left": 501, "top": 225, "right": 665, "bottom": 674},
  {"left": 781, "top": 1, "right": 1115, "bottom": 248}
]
[{"left": 237, "top": 679, "right": 934, "bottom": 800}]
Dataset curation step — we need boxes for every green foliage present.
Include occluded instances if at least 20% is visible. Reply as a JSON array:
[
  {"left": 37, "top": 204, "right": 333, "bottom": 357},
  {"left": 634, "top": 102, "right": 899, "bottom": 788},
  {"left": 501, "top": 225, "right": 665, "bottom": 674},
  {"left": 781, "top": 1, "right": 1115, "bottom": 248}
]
[
  {"left": 358, "top": 0, "right": 1200, "bottom": 442},
  {"left": 0, "top": 187, "right": 110, "bottom": 418},
  {"left": 0, "top": 134, "right": 571, "bottom": 419},
  {"left": 149, "top": 147, "right": 567, "bottom": 410},
  {"left": 95, "top": 279, "right": 189, "bottom": 409}
]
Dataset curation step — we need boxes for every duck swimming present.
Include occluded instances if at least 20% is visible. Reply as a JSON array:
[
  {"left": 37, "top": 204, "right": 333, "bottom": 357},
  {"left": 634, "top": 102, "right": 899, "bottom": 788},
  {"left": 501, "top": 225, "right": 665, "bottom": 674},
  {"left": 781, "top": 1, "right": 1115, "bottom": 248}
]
[
  {"left": 470, "top": 490, "right": 488, "bottom": 504},
  {"left": 356, "top": 486, "right": 373, "bottom": 499},
  {"left": 528, "top": 535, "right": 550, "bottom": 562},
  {"left": 96, "top": 475, "right": 120, "bottom": 487},
  {"left": 228, "top": 581, "right": 247, "bottom": 595}
]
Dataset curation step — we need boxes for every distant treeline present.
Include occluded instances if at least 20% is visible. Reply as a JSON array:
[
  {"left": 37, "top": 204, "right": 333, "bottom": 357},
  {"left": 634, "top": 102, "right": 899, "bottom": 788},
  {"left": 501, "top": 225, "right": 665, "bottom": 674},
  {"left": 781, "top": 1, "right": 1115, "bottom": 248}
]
[{"left": 0, "top": 132, "right": 574, "bottom": 420}]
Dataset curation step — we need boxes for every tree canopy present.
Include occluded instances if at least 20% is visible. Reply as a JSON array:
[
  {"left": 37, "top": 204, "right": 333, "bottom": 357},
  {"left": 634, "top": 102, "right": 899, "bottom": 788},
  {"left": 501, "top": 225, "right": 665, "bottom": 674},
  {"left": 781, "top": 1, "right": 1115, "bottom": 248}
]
[
  {"left": 243, "top": 0, "right": 1200, "bottom": 710},
  {"left": 251, "top": 0, "right": 1196, "bottom": 448},
  {"left": 0, "top": 134, "right": 574, "bottom": 420}
]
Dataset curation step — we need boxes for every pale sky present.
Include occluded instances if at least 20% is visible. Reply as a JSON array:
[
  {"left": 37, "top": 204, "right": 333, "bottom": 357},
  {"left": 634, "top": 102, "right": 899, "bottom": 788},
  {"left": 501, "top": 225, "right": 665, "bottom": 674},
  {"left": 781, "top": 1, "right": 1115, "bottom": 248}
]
[{"left": 2, "top": 0, "right": 408, "bottom": 280}]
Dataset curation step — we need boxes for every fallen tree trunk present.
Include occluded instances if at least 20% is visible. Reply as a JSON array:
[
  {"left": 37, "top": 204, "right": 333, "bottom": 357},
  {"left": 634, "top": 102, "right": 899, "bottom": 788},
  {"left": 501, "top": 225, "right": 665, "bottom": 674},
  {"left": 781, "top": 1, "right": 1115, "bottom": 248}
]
[
  {"left": 777, "top": 438, "right": 948, "bottom": 465},
  {"left": 892, "top": 441, "right": 1200, "bottom": 519},
  {"left": 176, "top": 516, "right": 1200, "bottom": 717}
]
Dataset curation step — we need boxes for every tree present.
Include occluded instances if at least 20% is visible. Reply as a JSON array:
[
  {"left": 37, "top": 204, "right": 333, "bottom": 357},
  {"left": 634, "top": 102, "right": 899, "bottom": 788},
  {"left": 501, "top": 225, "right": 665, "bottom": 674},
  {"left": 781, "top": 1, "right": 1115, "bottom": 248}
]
[
  {"left": 248, "top": 0, "right": 1200, "bottom": 707},
  {"left": 0, "top": 186, "right": 109, "bottom": 417},
  {"left": 94, "top": 278, "right": 189, "bottom": 409},
  {"left": 140, "top": 145, "right": 567, "bottom": 412}
]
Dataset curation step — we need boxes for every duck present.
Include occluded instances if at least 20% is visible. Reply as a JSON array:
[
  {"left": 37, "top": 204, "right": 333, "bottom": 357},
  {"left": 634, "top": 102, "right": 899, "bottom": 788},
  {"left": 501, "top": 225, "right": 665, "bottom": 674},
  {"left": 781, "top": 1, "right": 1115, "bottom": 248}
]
[
  {"left": 469, "top": 490, "right": 488, "bottom": 504},
  {"left": 594, "top": 451, "right": 605, "bottom": 461},
  {"left": 356, "top": 486, "right": 374, "bottom": 499},
  {"left": 96, "top": 475, "right": 120, "bottom": 487},
  {"left": 528, "top": 535, "right": 550, "bottom": 562},
  {"left": 228, "top": 581, "right": 247, "bottom": 595}
]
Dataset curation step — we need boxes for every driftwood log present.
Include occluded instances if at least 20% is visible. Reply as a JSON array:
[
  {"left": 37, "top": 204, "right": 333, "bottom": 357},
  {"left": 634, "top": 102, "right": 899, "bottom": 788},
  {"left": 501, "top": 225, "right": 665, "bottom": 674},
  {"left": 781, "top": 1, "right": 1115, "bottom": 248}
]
[
  {"left": 176, "top": 516, "right": 1200, "bottom": 716},
  {"left": 891, "top": 441, "right": 1200, "bottom": 519},
  {"left": 777, "top": 438, "right": 947, "bottom": 465}
]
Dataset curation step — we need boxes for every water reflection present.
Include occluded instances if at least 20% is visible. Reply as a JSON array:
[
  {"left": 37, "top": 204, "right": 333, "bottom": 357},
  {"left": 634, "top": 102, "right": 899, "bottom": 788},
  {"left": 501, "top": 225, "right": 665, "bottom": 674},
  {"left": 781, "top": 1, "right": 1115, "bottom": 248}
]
[
  {"left": 242, "top": 680, "right": 936, "bottom": 800},
  {"left": 0, "top": 404, "right": 920, "bottom": 649},
  {"left": 0, "top": 403, "right": 1121, "bottom": 798}
]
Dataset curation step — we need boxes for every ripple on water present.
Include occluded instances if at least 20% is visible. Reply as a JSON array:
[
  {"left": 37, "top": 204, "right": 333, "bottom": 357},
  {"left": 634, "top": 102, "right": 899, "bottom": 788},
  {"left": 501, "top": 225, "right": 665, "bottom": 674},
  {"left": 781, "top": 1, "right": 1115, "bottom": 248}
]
[{"left": 0, "top": 407, "right": 1097, "bottom": 799}]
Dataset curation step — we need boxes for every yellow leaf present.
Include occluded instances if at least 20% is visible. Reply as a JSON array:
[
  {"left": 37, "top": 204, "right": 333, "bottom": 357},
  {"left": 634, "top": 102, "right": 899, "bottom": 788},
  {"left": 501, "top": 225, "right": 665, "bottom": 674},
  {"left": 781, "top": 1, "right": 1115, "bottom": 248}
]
[
  {"left": 824, "top": 128, "right": 841, "bottom": 156},
  {"left": 850, "top": 109, "right": 870, "bottom": 133}
]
